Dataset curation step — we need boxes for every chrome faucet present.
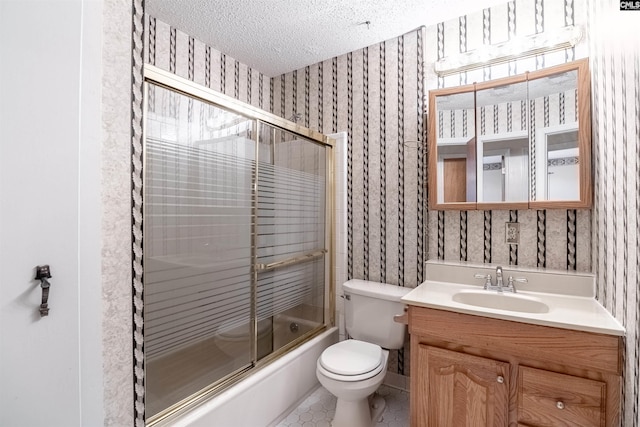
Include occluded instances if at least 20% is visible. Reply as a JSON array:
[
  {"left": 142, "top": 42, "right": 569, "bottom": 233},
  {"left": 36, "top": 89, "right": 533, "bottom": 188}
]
[
  {"left": 474, "top": 266, "right": 513, "bottom": 293},
  {"left": 495, "top": 266, "right": 504, "bottom": 290},
  {"left": 475, "top": 266, "right": 526, "bottom": 293}
]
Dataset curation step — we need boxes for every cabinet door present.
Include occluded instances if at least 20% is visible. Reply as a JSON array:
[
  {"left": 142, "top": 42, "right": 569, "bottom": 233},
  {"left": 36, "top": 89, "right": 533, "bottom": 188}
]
[{"left": 416, "top": 344, "right": 509, "bottom": 427}]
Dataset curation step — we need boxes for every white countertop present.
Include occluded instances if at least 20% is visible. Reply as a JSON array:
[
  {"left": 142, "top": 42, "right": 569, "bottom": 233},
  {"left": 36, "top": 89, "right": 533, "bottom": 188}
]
[
  {"left": 402, "top": 261, "right": 625, "bottom": 336},
  {"left": 402, "top": 281, "right": 624, "bottom": 336}
]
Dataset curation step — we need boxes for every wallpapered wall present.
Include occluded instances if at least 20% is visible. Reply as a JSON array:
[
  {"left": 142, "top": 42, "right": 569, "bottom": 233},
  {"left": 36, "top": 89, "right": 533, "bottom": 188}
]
[
  {"left": 143, "top": 0, "right": 640, "bottom": 424},
  {"left": 268, "top": 29, "right": 428, "bottom": 378},
  {"left": 271, "top": 0, "right": 591, "bottom": 377},
  {"left": 144, "top": 17, "right": 426, "bottom": 378},
  {"left": 425, "top": 0, "right": 591, "bottom": 272},
  {"left": 588, "top": 1, "right": 640, "bottom": 425}
]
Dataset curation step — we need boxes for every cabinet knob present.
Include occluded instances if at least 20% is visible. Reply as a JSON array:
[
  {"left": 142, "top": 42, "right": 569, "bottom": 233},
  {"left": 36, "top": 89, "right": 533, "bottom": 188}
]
[
  {"left": 556, "top": 401, "right": 565, "bottom": 410},
  {"left": 496, "top": 376, "right": 504, "bottom": 384}
]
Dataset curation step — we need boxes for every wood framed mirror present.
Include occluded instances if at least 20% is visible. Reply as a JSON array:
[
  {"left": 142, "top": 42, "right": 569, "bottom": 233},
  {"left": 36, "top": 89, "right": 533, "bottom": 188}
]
[{"left": 428, "top": 58, "right": 591, "bottom": 210}]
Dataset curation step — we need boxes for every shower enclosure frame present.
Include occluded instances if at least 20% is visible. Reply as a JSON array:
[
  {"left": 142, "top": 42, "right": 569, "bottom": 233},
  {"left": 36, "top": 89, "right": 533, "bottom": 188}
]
[{"left": 139, "top": 64, "right": 336, "bottom": 425}]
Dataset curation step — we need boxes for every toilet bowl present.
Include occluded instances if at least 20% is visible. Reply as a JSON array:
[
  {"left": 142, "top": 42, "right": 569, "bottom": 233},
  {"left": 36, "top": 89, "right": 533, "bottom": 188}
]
[
  {"left": 214, "top": 319, "right": 272, "bottom": 364},
  {"left": 316, "top": 280, "right": 411, "bottom": 427},
  {"left": 316, "top": 339, "right": 389, "bottom": 427}
]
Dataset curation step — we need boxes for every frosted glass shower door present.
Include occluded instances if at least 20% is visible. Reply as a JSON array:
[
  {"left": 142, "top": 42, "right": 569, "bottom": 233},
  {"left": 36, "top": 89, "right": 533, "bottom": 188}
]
[
  {"left": 256, "top": 123, "right": 328, "bottom": 353},
  {"left": 143, "top": 84, "right": 255, "bottom": 418},
  {"left": 141, "top": 69, "right": 333, "bottom": 421}
]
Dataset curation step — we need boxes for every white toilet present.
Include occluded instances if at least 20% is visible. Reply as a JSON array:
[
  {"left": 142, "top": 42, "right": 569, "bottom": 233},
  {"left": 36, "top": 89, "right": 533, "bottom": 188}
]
[
  {"left": 316, "top": 279, "right": 411, "bottom": 427},
  {"left": 214, "top": 318, "right": 273, "bottom": 366}
]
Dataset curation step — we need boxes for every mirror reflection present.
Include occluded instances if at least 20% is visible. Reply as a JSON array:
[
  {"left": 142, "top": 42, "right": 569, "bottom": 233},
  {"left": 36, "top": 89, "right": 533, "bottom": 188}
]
[
  {"left": 528, "top": 70, "right": 580, "bottom": 201},
  {"left": 434, "top": 90, "right": 476, "bottom": 204},
  {"left": 428, "top": 59, "right": 591, "bottom": 210},
  {"left": 475, "top": 80, "right": 529, "bottom": 203}
]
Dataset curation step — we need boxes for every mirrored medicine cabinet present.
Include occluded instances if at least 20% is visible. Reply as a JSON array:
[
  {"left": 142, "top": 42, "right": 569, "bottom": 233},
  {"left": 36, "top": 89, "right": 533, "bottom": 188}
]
[{"left": 428, "top": 58, "right": 591, "bottom": 210}]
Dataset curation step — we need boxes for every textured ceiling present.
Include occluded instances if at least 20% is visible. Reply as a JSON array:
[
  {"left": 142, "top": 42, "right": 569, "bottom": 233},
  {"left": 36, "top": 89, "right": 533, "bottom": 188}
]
[{"left": 147, "top": 0, "right": 506, "bottom": 77}]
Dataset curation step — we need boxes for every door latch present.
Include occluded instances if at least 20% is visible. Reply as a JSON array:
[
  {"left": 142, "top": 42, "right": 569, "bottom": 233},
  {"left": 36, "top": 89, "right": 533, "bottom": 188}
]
[{"left": 35, "top": 265, "right": 52, "bottom": 317}]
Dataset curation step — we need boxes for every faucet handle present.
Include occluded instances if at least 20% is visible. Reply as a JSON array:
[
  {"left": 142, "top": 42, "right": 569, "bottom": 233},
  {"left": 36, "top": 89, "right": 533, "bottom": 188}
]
[
  {"left": 474, "top": 273, "right": 492, "bottom": 289},
  {"left": 506, "top": 276, "right": 527, "bottom": 293}
]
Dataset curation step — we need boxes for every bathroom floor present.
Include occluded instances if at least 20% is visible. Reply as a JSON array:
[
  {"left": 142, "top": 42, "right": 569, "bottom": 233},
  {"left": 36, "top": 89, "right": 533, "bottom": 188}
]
[{"left": 275, "top": 385, "right": 409, "bottom": 427}]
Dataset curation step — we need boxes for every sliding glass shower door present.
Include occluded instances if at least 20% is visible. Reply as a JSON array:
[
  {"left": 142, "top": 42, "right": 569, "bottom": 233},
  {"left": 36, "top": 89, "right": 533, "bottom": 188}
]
[
  {"left": 256, "top": 124, "right": 327, "bottom": 352},
  {"left": 142, "top": 74, "right": 332, "bottom": 422},
  {"left": 144, "top": 85, "right": 255, "bottom": 418}
]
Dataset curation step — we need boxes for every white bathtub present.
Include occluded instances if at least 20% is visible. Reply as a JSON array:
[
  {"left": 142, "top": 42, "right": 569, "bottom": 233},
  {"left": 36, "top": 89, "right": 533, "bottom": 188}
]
[
  {"left": 164, "top": 326, "right": 338, "bottom": 427},
  {"left": 272, "top": 313, "right": 320, "bottom": 349}
]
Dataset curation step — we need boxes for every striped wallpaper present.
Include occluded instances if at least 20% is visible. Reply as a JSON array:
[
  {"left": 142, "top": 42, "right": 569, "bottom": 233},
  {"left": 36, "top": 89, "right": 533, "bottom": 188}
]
[
  {"left": 272, "top": 30, "right": 427, "bottom": 378},
  {"left": 424, "top": 1, "right": 639, "bottom": 424},
  {"left": 589, "top": 1, "right": 640, "bottom": 425},
  {"left": 136, "top": 0, "right": 640, "bottom": 424},
  {"left": 273, "top": 33, "right": 427, "bottom": 290},
  {"left": 425, "top": 0, "right": 591, "bottom": 273},
  {"left": 142, "top": 15, "right": 426, "bottom": 379}
]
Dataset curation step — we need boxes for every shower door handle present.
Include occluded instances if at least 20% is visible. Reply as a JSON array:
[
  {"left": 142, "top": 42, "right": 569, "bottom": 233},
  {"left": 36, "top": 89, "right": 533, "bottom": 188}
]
[{"left": 257, "top": 249, "right": 327, "bottom": 271}]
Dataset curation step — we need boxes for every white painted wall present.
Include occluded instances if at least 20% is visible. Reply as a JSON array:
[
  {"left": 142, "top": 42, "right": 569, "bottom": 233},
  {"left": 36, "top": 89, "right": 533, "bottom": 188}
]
[{"left": 0, "top": 1, "right": 104, "bottom": 425}]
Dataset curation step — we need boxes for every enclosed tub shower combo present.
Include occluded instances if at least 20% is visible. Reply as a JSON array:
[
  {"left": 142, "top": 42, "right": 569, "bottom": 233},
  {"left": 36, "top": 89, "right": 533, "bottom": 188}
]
[{"left": 140, "top": 66, "right": 335, "bottom": 424}]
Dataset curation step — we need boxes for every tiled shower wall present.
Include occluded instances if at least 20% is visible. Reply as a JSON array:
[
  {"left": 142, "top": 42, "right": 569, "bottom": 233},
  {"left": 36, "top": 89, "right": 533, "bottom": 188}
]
[{"left": 142, "top": 0, "right": 640, "bottom": 423}]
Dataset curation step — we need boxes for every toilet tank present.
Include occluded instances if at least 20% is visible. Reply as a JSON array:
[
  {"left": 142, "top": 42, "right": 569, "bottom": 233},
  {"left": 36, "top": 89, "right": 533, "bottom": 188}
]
[{"left": 343, "top": 280, "right": 411, "bottom": 349}]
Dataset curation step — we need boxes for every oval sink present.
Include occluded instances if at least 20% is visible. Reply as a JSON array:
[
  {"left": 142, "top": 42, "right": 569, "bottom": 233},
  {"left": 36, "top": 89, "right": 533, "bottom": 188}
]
[{"left": 452, "top": 290, "right": 550, "bottom": 314}]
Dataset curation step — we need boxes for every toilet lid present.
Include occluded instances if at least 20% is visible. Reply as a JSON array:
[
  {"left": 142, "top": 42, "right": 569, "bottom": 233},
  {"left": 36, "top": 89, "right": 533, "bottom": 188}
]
[{"left": 319, "top": 340, "right": 383, "bottom": 376}]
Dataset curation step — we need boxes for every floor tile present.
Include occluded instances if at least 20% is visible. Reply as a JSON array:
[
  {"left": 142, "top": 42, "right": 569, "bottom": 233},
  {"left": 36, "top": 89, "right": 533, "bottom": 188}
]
[{"left": 276, "top": 385, "right": 409, "bottom": 427}]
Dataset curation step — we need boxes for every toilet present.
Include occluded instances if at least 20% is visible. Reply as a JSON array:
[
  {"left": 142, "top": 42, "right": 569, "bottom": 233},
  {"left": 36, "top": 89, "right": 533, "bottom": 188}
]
[
  {"left": 214, "top": 318, "right": 273, "bottom": 365},
  {"left": 316, "top": 279, "right": 411, "bottom": 427}
]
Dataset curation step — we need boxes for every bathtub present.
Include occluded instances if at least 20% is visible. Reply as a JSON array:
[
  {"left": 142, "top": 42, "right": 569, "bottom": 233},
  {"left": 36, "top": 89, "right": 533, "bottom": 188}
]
[
  {"left": 164, "top": 326, "right": 338, "bottom": 427},
  {"left": 272, "top": 312, "right": 321, "bottom": 350}
]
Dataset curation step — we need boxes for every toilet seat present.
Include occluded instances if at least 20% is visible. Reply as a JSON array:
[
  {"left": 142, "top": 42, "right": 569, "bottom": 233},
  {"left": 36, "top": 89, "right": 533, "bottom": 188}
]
[{"left": 318, "top": 340, "right": 385, "bottom": 382}]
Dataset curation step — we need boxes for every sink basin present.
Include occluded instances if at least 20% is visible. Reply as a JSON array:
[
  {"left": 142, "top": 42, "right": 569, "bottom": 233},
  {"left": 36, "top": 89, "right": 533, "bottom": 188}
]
[{"left": 452, "top": 290, "right": 550, "bottom": 314}]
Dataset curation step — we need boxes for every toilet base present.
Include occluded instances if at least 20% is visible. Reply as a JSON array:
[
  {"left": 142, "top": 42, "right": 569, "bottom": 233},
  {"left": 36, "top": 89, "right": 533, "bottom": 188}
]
[
  {"left": 331, "top": 393, "right": 386, "bottom": 427},
  {"left": 370, "top": 394, "right": 386, "bottom": 423}
]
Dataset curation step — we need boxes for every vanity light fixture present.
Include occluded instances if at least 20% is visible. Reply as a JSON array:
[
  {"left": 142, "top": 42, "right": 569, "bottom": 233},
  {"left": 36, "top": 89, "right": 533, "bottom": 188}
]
[{"left": 434, "top": 25, "right": 583, "bottom": 76}]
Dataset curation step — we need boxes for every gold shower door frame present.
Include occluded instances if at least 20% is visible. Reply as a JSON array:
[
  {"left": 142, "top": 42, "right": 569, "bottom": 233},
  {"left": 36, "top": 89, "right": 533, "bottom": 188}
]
[{"left": 141, "top": 64, "right": 336, "bottom": 426}]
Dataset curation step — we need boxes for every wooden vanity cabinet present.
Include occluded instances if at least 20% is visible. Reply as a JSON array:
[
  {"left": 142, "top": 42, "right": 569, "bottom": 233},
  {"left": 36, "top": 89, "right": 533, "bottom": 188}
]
[
  {"left": 518, "top": 366, "right": 606, "bottom": 427},
  {"left": 416, "top": 345, "right": 510, "bottom": 426},
  {"left": 409, "top": 306, "right": 623, "bottom": 427}
]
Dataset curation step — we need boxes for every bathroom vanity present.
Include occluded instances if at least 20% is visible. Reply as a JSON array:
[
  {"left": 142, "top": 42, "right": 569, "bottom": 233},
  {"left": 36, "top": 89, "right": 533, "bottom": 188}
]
[{"left": 402, "top": 261, "right": 624, "bottom": 427}]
